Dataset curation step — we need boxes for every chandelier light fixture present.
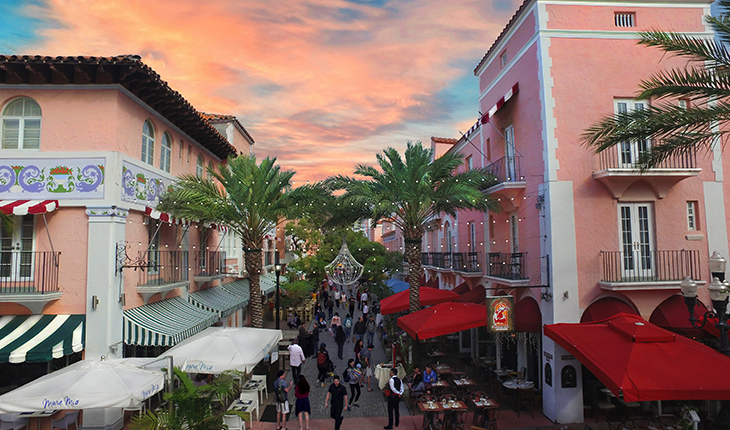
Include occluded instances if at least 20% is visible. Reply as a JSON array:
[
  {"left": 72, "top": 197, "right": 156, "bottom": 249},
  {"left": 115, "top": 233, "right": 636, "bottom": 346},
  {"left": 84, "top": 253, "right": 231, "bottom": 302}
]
[{"left": 325, "top": 238, "right": 364, "bottom": 286}]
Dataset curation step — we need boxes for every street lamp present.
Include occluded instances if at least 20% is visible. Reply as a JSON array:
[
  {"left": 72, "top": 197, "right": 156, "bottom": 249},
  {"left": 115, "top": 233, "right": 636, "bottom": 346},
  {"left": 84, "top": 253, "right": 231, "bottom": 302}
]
[
  {"left": 680, "top": 251, "right": 730, "bottom": 356},
  {"left": 275, "top": 264, "right": 282, "bottom": 330}
]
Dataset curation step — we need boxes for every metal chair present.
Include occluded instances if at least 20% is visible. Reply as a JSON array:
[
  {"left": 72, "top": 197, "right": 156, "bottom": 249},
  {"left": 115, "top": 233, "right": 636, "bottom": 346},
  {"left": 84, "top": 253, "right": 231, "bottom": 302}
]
[
  {"left": 0, "top": 414, "right": 28, "bottom": 430},
  {"left": 50, "top": 411, "right": 79, "bottom": 430},
  {"left": 516, "top": 387, "right": 534, "bottom": 418}
]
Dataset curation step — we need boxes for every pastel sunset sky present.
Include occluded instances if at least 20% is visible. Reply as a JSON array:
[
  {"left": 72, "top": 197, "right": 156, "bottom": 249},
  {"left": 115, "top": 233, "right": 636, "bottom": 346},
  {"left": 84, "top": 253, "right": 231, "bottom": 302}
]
[{"left": 0, "top": 0, "right": 521, "bottom": 183}]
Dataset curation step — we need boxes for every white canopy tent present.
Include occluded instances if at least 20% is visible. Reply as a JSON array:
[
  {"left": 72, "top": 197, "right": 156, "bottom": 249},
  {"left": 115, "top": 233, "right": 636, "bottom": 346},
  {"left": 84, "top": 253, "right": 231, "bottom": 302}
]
[
  {"left": 0, "top": 359, "right": 165, "bottom": 413},
  {"left": 163, "top": 327, "right": 283, "bottom": 374}
]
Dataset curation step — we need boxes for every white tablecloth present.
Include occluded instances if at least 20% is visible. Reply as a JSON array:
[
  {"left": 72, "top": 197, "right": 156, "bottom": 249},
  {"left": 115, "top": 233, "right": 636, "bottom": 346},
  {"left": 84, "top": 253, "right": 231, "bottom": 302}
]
[
  {"left": 502, "top": 380, "right": 534, "bottom": 390},
  {"left": 375, "top": 363, "right": 406, "bottom": 389}
]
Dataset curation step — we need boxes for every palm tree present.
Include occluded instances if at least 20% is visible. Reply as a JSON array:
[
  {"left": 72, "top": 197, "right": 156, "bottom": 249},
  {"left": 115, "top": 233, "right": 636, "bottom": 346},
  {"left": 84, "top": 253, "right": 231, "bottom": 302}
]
[
  {"left": 583, "top": 2, "right": 730, "bottom": 168},
  {"left": 157, "top": 155, "right": 322, "bottom": 327},
  {"left": 327, "top": 141, "right": 498, "bottom": 313}
]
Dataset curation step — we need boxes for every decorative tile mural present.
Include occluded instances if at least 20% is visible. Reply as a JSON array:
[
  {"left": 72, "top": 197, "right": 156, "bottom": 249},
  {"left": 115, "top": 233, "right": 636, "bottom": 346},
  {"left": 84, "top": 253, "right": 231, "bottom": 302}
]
[
  {"left": 121, "top": 161, "right": 173, "bottom": 206},
  {"left": 0, "top": 158, "right": 105, "bottom": 199}
]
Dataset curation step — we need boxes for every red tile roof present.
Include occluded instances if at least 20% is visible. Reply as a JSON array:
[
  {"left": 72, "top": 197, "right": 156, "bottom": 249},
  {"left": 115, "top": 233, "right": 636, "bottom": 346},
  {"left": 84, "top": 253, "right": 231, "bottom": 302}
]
[
  {"left": 474, "top": 0, "right": 531, "bottom": 75},
  {"left": 431, "top": 137, "right": 459, "bottom": 145},
  {"left": 200, "top": 112, "right": 255, "bottom": 145},
  {"left": 0, "top": 55, "right": 238, "bottom": 159}
]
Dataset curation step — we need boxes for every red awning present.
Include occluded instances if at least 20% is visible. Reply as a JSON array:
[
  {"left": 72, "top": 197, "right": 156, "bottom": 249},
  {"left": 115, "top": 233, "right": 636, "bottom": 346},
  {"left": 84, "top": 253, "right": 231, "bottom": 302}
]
[
  {"left": 145, "top": 207, "right": 192, "bottom": 226},
  {"left": 649, "top": 295, "right": 711, "bottom": 339},
  {"left": 514, "top": 297, "right": 541, "bottom": 333},
  {"left": 481, "top": 83, "right": 519, "bottom": 123},
  {"left": 425, "top": 278, "right": 439, "bottom": 288},
  {"left": 581, "top": 297, "right": 639, "bottom": 323},
  {"left": 545, "top": 313, "right": 730, "bottom": 401},
  {"left": 380, "top": 287, "right": 459, "bottom": 315},
  {"left": 0, "top": 200, "right": 58, "bottom": 215},
  {"left": 455, "top": 285, "right": 486, "bottom": 304},
  {"left": 452, "top": 282, "right": 470, "bottom": 295},
  {"left": 398, "top": 302, "right": 488, "bottom": 340}
]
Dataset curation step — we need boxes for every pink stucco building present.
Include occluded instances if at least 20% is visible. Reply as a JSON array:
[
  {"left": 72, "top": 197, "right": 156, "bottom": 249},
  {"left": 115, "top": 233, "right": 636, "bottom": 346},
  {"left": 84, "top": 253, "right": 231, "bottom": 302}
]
[
  {"left": 0, "top": 55, "right": 281, "bottom": 429},
  {"left": 418, "top": 0, "right": 718, "bottom": 422}
]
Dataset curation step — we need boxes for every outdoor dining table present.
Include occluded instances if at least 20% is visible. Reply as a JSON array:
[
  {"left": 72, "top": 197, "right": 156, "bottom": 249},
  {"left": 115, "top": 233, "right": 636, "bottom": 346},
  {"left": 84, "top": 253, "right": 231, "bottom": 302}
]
[
  {"left": 418, "top": 400, "right": 469, "bottom": 430},
  {"left": 451, "top": 377, "right": 476, "bottom": 395},
  {"left": 429, "top": 379, "right": 450, "bottom": 396},
  {"left": 375, "top": 363, "right": 406, "bottom": 389},
  {"left": 227, "top": 399, "right": 254, "bottom": 430},
  {"left": 16, "top": 410, "right": 58, "bottom": 430},
  {"left": 502, "top": 380, "right": 534, "bottom": 390},
  {"left": 471, "top": 397, "right": 499, "bottom": 428},
  {"left": 434, "top": 364, "right": 452, "bottom": 375},
  {"left": 241, "top": 379, "right": 266, "bottom": 407},
  {"left": 428, "top": 350, "right": 446, "bottom": 358}
]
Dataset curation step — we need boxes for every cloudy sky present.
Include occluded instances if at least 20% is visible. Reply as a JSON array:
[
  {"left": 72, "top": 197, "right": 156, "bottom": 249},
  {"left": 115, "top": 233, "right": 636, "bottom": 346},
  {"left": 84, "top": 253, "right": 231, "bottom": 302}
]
[{"left": 0, "top": 0, "right": 521, "bottom": 182}]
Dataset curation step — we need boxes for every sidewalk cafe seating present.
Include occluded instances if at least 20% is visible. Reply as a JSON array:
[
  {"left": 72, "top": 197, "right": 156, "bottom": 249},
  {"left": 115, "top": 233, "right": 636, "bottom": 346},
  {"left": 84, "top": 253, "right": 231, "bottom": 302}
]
[
  {"left": 50, "top": 411, "right": 79, "bottom": 430},
  {"left": 0, "top": 414, "right": 29, "bottom": 430},
  {"left": 516, "top": 387, "right": 534, "bottom": 418}
]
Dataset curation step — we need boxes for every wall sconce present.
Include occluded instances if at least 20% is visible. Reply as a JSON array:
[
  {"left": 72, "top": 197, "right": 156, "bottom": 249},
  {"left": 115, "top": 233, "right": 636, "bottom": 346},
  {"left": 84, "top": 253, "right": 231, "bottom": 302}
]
[
  {"left": 119, "top": 293, "right": 126, "bottom": 306},
  {"left": 92, "top": 295, "right": 99, "bottom": 310}
]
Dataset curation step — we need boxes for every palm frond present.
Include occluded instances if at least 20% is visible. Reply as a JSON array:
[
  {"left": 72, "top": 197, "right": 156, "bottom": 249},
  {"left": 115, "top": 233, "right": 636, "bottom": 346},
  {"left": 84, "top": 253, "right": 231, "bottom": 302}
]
[{"left": 638, "top": 30, "right": 730, "bottom": 68}]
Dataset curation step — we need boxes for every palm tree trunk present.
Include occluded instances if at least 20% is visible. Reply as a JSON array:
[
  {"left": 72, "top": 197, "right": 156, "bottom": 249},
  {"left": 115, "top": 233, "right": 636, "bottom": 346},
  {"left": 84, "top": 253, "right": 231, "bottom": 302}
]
[
  {"left": 405, "top": 238, "right": 422, "bottom": 313},
  {"left": 244, "top": 248, "right": 263, "bottom": 328}
]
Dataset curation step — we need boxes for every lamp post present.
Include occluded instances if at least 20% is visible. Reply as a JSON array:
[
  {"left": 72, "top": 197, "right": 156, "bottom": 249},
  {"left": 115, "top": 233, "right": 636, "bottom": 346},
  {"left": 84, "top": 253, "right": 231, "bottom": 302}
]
[
  {"left": 275, "top": 264, "right": 281, "bottom": 330},
  {"left": 680, "top": 251, "right": 730, "bottom": 356}
]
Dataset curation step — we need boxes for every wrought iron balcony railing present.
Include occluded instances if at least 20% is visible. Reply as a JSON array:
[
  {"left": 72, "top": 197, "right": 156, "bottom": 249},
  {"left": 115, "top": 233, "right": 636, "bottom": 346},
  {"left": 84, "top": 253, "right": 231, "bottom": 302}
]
[
  {"left": 596, "top": 147, "right": 696, "bottom": 170},
  {"left": 139, "top": 250, "right": 189, "bottom": 286},
  {"left": 600, "top": 249, "right": 700, "bottom": 283},
  {"left": 420, "top": 252, "right": 481, "bottom": 273},
  {"left": 487, "top": 252, "right": 526, "bottom": 280},
  {"left": 0, "top": 251, "right": 61, "bottom": 294},
  {"left": 195, "top": 250, "right": 226, "bottom": 277},
  {"left": 485, "top": 156, "right": 524, "bottom": 184}
]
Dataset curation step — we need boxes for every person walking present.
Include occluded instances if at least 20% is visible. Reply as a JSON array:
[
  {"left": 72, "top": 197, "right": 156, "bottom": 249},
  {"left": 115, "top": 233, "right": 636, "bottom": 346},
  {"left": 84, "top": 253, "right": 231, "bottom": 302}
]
[
  {"left": 362, "top": 303, "right": 369, "bottom": 321},
  {"left": 334, "top": 288, "right": 341, "bottom": 308},
  {"left": 316, "top": 344, "right": 330, "bottom": 387},
  {"left": 326, "top": 297, "right": 335, "bottom": 319},
  {"left": 331, "top": 312, "right": 341, "bottom": 330},
  {"left": 343, "top": 314, "right": 353, "bottom": 342},
  {"left": 345, "top": 359, "right": 362, "bottom": 410},
  {"left": 360, "top": 289, "right": 368, "bottom": 310},
  {"left": 325, "top": 375, "right": 348, "bottom": 430},
  {"left": 361, "top": 344, "right": 375, "bottom": 391},
  {"left": 295, "top": 375, "right": 311, "bottom": 430},
  {"left": 334, "top": 324, "right": 347, "bottom": 360},
  {"left": 274, "top": 370, "right": 293, "bottom": 430},
  {"left": 288, "top": 340, "right": 305, "bottom": 383},
  {"left": 309, "top": 324, "right": 320, "bottom": 357},
  {"left": 384, "top": 368, "right": 404, "bottom": 429},
  {"left": 365, "top": 315, "right": 377, "bottom": 347},
  {"left": 348, "top": 296, "right": 356, "bottom": 318},
  {"left": 353, "top": 339, "right": 364, "bottom": 364},
  {"left": 353, "top": 316, "right": 366, "bottom": 343}
]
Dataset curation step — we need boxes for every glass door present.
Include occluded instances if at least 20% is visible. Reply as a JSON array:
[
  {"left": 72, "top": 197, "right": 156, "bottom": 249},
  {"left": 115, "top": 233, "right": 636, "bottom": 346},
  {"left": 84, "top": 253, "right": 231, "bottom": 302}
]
[
  {"left": 0, "top": 215, "right": 34, "bottom": 280},
  {"left": 616, "top": 100, "right": 649, "bottom": 168},
  {"left": 505, "top": 125, "right": 516, "bottom": 180},
  {"left": 619, "top": 203, "right": 655, "bottom": 280}
]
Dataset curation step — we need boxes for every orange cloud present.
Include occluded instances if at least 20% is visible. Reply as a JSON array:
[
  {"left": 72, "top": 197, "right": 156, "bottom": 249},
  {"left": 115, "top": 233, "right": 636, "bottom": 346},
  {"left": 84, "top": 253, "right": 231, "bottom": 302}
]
[{"left": 19, "top": 0, "right": 520, "bottom": 182}]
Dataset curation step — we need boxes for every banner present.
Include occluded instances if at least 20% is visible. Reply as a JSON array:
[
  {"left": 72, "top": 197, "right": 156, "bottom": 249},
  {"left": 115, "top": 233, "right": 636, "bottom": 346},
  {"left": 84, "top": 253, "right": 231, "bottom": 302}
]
[{"left": 487, "top": 296, "right": 514, "bottom": 332}]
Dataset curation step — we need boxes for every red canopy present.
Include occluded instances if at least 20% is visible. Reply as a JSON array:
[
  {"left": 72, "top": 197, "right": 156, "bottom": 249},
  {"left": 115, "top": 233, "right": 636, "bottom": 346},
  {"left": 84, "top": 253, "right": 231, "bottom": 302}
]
[
  {"left": 380, "top": 287, "right": 459, "bottom": 315},
  {"left": 455, "top": 285, "right": 486, "bottom": 304},
  {"left": 649, "top": 295, "right": 711, "bottom": 339},
  {"left": 452, "top": 282, "right": 470, "bottom": 295},
  {"left": 397, "top": 302, "right": 487, "bottom": 340},
  {"left": 581, "top": 297, "right": 638, "bottom": 323},
  {"left": 514, "top": 297, "right": 541, "bottom": 333},
  {"left": 545, "top": 313, "right": 730, "bottom": 401},
  {"left": 425, "top": 278, "right": 439, "bottom": 288}
]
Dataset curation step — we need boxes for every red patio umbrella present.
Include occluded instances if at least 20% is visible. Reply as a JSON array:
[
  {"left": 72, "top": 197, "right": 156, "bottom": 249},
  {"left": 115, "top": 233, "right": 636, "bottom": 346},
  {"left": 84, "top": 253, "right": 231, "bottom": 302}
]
[
  {"left": 397, "top": 302, "right": 488, "bottom": 340},
  {"left": 545, "top": 313, "right": 730, "bottom": 401},
  {"left": 380, "top": 287, "right": 459, "bottom": 315},
  {"left": 455, "top": 285, "right": 486, "bottom": 304},
  {"left": 451, "top": 282, "right": 470, "bottom": 295}
]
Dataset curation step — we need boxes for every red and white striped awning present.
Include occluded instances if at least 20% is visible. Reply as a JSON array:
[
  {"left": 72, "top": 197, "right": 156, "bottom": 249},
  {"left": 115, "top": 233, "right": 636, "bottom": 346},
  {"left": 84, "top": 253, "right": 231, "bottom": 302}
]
[
  {"left": 206, "top": 222, "right": 228, "bottom": 232},
  {"left": 0, "top": 200, "right": 59, "bottom": 215},
  {"left": 144, "top": 207, "right": 190, "bottom": 226},
  {"left": 481, "top": 83, "right": 519, "bottom": 123}
]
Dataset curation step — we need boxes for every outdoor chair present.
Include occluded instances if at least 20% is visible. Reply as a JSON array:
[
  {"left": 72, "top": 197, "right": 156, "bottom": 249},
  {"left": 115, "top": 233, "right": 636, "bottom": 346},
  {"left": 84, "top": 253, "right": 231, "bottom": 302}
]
[
  {"left": 223, "top": 414, "right": 245, "bottom": 430},
  {"left": 469, "top": 392, "right": 488, "bottom": 426},
  {"left": 516, "top": 387, "right": 534, "bottom": 418},
  {"left": 0, "top": 414, "right": 28, "bottom": 430},
  {"left": 250, "top": 374, "right": 268, "bottom": 401},
  {"left": 494, "top": 384, "right": 511, "bottom": 410},
  {"left": 50, "top": 411, "right": 79, "bottom": 430},
  {"left": 238, "top": 391, "right": 260, "bottom": 420}
]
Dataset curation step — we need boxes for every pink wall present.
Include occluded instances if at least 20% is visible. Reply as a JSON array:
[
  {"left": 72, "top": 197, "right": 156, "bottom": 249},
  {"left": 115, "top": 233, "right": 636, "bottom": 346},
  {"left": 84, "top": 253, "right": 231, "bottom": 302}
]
[
  {"left": 479, "top": 10, "right": 536, "bottom": 92},
  {"left": 545, "top": 4, "right": 705, "bottom": 32}
]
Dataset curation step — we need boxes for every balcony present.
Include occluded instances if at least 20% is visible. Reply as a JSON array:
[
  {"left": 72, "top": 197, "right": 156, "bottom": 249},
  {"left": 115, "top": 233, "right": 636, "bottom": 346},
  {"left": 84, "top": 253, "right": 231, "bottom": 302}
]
[
  {"left": 484, "top": 156, "right": 526, "bottom": 210},
  {"left": 599, "top": 249, "right": 701, "bottom": 291},
  {"left": 194, "top": 250, "right": 227, "bottom": 283},
  {"left": 0, "top": 251, "right": 62, "bottom": 313},
  {"left": 137, "top": 250, "right": 189, "bottom": 303},
  {"left": 486, "top": 252, "right": 528, "bottom": 285},
  {"left": 421, "top": 252, "right": 482, "bottom": 274},
  {"left": 593, "top": 149, "right": 700, "bottom": 199}
]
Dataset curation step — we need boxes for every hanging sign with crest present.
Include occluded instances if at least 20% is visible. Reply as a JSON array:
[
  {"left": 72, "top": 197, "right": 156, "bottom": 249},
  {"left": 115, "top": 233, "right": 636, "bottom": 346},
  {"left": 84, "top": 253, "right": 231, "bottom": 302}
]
[{"left": 487, "top": 295, "right": 514, "bottom": 332}]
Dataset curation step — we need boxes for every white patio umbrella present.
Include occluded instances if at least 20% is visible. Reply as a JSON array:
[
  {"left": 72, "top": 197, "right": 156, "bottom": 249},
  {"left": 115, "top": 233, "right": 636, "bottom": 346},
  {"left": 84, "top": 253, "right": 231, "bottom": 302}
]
[
  {"left": 0, "top": 359, "right": 165, "bottom": 413},
  {"left": 164, "top": 327, "right": 283, "bottom": 374}
]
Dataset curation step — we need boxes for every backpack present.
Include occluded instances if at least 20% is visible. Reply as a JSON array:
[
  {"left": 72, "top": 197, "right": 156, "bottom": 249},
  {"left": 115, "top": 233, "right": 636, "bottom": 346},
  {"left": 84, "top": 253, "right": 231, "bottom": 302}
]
[
  {"left": 317, "top": 351, "right": 327, "bottom": 366},
  {"left": 276, "top": 383, "right": 287, "bottom": 402},
  {"left": 344, "top": 317, "right": 352, "bottom": 329}
]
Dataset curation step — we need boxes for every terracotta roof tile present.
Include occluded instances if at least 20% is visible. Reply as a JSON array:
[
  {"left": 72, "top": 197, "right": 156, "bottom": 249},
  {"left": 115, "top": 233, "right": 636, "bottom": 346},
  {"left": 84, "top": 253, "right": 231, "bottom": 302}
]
[
  {"left": 201, "top": 112, "right": 255, "bottom": 145},
  {"left": 431, "top": 137, "right": 459, "bottom": 145},
  {"left": 0, "top": 55, "right": 238, "bottom": 159}
]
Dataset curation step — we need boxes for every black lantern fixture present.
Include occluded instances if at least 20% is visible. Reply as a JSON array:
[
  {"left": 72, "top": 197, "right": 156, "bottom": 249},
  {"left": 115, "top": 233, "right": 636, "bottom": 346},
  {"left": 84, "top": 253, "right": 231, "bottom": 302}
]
[{"left": 275, "top": 263, "right": 282, "bottom": 330}]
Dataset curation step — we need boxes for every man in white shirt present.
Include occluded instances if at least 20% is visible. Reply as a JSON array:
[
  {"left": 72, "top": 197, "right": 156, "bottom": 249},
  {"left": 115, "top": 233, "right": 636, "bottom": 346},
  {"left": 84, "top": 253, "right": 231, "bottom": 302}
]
[
  {"left": 360, "top": 291, "right": 368, "bottom": 310},
  {"left": 288, "top": 340, "right": 306, "bottom": 382},
  {"left": 384, "top": 368, "right": 404, "bottom": 429},
  {"left": 334, "top": 288, "right": 341, "bottom": 308}
]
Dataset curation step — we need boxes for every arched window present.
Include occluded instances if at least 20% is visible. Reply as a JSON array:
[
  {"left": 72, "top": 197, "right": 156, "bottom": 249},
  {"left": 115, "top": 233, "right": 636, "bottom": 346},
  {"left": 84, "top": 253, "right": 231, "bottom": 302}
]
[
  {"left": 196, "top": 154, "right": 204, "bottom": 177},
  {"left": 160, "top": 132, "right": 172, "bottom": 173},
  {"left": 141, "top": 120, "right": 155, "bottom": 165},
  {"left": 207, "top": 161, "right": 214, "bottom": 180},
  {"left": 2, "top": 97, "right": 41, "bottom": 149}
]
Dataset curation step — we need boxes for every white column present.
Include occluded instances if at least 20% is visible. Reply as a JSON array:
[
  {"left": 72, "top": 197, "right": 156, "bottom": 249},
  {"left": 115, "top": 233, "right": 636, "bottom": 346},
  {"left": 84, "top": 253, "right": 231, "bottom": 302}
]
[{"left": 83, "top": 206, "right": 128, "bottom": 430}]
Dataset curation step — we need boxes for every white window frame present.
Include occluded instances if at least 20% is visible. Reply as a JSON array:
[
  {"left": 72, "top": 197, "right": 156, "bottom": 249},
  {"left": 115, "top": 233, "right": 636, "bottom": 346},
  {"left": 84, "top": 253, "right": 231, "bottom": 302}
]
[
  {"left": 179, "top": 139, "right": 184, "bottom": 164},
  {"left": 687, "top": 201, "right": 698, "bottom": 231},
  {"left": 615, "top": 99, "right": 649, "bottom": 168},
  {"left": 1, "top": 97, "right": 42, "bottom": 150},
  {"left": 141, "top": 120, "right": 155, "bottom": 165},
  {"left": 500, "top": 51, "right": 508, "bottom": 67},
  {"left": 160, "top": 132, "right": 172, "bottom": 173},
  {"left": 196, "top": 154, "right": 204, "bottom": 177}
]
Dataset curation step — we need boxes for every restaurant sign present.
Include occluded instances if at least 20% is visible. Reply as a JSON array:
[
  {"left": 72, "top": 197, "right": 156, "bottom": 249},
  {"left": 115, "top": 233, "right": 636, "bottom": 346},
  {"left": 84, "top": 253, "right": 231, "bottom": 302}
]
[{"left": 487, "top": 296, "right": 514, "bottom": 332}]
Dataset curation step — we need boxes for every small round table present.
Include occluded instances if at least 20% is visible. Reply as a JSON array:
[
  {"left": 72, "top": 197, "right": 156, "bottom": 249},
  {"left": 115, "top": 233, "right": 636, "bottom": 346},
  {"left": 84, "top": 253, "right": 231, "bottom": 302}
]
[{"left": 375, "top": 363, "right": 406, "bottom": 389}]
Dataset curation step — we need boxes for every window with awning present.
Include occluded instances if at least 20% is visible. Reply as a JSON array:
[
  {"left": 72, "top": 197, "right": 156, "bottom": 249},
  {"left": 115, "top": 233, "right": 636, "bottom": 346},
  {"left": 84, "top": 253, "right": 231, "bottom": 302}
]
[{"left": 124, "top": 296, "right": 217, "bottom": 347}]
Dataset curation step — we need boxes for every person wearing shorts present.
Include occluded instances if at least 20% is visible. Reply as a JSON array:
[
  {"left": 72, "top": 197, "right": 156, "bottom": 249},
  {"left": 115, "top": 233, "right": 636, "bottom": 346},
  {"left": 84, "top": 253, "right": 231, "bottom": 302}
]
[{"left": 273, "top": 370, "right": 293, "bottom": 430}]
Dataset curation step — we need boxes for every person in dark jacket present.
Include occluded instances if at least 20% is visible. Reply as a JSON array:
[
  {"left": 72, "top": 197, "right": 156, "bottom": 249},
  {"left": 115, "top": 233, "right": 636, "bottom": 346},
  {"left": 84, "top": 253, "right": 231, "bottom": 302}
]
[
  {"left": 353, "top": 316, "right": 367, "bottom": 343},
  {"left": 309, "top": 324, "right": 320, "bottom": 357},
  {"left": 334, "top": 325, "right": 347, "bottom": 359}
]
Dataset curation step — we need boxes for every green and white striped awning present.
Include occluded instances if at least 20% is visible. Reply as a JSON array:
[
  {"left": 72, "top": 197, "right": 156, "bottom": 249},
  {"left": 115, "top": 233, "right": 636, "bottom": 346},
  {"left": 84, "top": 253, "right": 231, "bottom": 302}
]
[
  {"left": 220, "top": 279, "right": 250, "bottom": 304},
  {"left": 124, "top": 297, "right": 218, "bottom": 347},
  {"left": 188, "top": 286, "right": 247, "bottom": 318},
  {"left": 260, "top": 273, "right": 280, "bottom": 296},
  {"left": 0, "top": 315, "right": 85, "bottom": 363}
]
